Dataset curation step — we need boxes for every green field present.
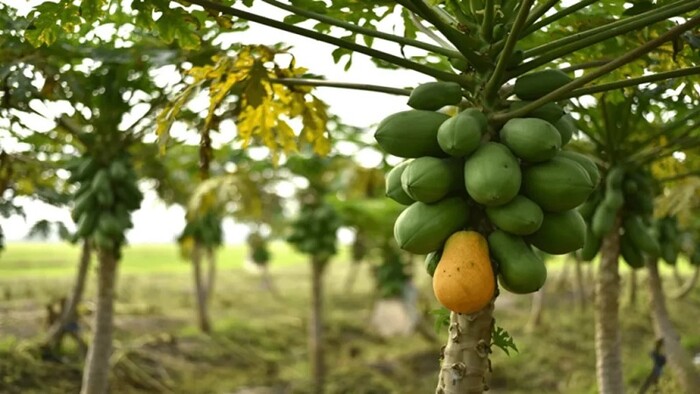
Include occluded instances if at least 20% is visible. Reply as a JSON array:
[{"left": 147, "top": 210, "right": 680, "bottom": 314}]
[{"left": 1, "top": 242, "right": 699, "bottom": 393}]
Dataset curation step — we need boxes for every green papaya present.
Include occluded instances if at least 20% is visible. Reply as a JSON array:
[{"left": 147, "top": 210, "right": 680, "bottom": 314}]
[
  {"left": 620, "top": 233, "right": 645, "bottom": 269},
  {"left": 557, "top": 151, "right": 600, "bottom": 186},
  {"left": 449, "top": 57, "right": 468, "bottom": 72},
  {"left": 486, "top": 195, "right": 543, "bottom": 235},
  {"left": 578, "top": 191, "right": 603, "bottom": 220},
  {"left": 91, "top": 168, "right": 111, "bottom": 194},
  {"left": 488, "top": 230, "right": 547, "bottom": 294},
  {"left": 602, "top": 189, "right": 624, "bottom": 210},
  {"left": 69, "top": 157, "right": 98, "bottom": 183},
  {"left": 522, "top": 155, "right": 595, "bottom": 212},
  {"left": 554, "top": 114, "right": 577, "bottom": 146},
  {"left": 72, "top": 192, "right": 97, "bottom": 223},
  {"left": 461, "top": 108, "right": 488, "bottom": 131},
  {"left": 464, "top": 142, "right": 521, "bottom": 207},
  {"left": 93, "top": 229, "right": 114, "bottom": 251},
  {"left": 76, "top": 211, "right": 98, "bottom": 238},
  {"left": 623, "top": 215, "right": 660, "bottom": 256},
  {"left": 660, "top": 242, "right": 678, "bottom": 266},
  {"left": 374, "top": 110, "right": 450, "bottom": 158},
  {"left": 96, "top": 185, "right": 114, "bottom": 207},
  {"left": 627, "top": 190, "right": 654, "bottom": 215},
  {"left": 425, "top": 250, "right": 441, "bottom": 277},
  {"left": 437, "top": 110, "right": 485, "bottom": 157},
  {"left": 385, "top": 161, "right": 414, "bottom": 205},
  {"left": 393, "top": 197, "right": 469, "bottom": 254},
  {"left": 407, "top": 81, "right": 463, "bottom": 111},
  {"left": 526, "top": 209, "right": 586, "bottom": 255},
  {"left": 401, "top": 157, "right": 456, "bottom": 203},
  {"left": 500, "top": 118, "right": 561, "bottom": 162},
  {"left": 623, "top": 178, "right": 638, "bottom": 195},
  {"left": 591, "top": 203, "right": 618, "bottom": 237},
  {"left": 514, "top": 69, "right": 573, "bottom": 100},
  {"left": 108, "top": 160, "right": 130, "bottom": 181},
  {"left": 580, "top": 228, "right": 601, "bottom": 261},
  {"left": 508, "top": 49, "right": 525, "bottom": 68},
  {"left": 98, "top": 212, "right": 123, "bottom": 237},
  {"left": 508, "top": 101, "right": 564, "bottom": 124},
  {"left": 605, "top": 166, "right": 625, "bottom": 190}
]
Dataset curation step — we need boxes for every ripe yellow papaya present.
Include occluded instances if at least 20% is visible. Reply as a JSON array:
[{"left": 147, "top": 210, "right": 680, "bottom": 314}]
[
  {"left": 488, "top": 230, "right": 547, "bottom": 294},
  {"left": 374, "top": 110, "right": 450, "bottom": 158},
  {"left": 407, "top": 81, "right": 462, "bottom": 111},
  {"left": 432, "top": 231, "right": 495, "bottom": 314}
]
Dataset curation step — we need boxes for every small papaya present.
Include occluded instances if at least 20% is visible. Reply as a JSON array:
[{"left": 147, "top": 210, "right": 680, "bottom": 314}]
[
  {"left": 623, "top": 215, "right": 661, "bottom": 256},
  {"left": 605, "top": 166, "right": 625, "bottom": 190},
  {"left": 488, "top": 230, "right": 547, "bottom": 294},
  {"left": 514, "top": 69, "right": 573, "bottom": 100},
  {"left": 401, "top": 157, "right": 456, "bottom": 203},
  {"left": 485, "top": 195, "right": 543, "bottom": 235},
  {"left": 508, "top": 101, "right": 564, "bottom": 124},
  {"left": 580, "top": 228, "right": 601, "bottom": 261},
  {"left": 374, "top": 110, "right": 450, "bottom": 158},
  {"left": 591, "top": 203, "right": 618, "bottom": 237},
  {"left": 557, "top": 150, "right": 600, "bottom": 186},
  {"left": 437, "top": 110, "right": 485, "bottom": 157},
  {"left": 385, "top": 160, "right": 414, "bottom": 205},
  {"left": 526, "top": 209, "right": 586, "bottom": 255},
  {"left": 393, "top": 197, "right": 469, "bottom": 254},
  {"left": 554, "top": 114, "right": 577, "bottom": 146},
  {"left": 425, "top": 250, "right": 441, "bottom": 277},
  {"left": 464, "top": 142, "right": 521, "bottom": 207},
  {"left": 602, "top": 188, "right": 624, "bottom": 210},
  {"left": 407, "top": 81, "right": 463, "bottom": 111},
  {"left": 620, "top": 233, "right": 645, "bottom": 269},
  {"left": 578, "top": 191, "right": 602, "bottom": 220},
  {"left": 522, "top": 155, "right": 595, "bottom": 212},
  {"left": 500, "top": 118, "right": 562, "bottom": 162},
  {"left": 432, "top": 231, "right": 495, "bottom": 314}
]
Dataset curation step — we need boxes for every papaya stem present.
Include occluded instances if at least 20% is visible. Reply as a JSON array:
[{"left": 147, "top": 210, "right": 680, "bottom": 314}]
[
  {"left": 407, "top": 12, "right": 457, "bottom": 50},
  {"left": 269, "top": 78, "right": 411, "bottom": 96},
  {"left": 658, "top": 170, "right": 700, "bottom": 183},
  {"left": 559, "top": 66, "right": 700, "bottom": 99},
  {"left": 515, "top": 0, "right": 700, "bottom": 75},
  {"left": 558, "top": 59, "right": 612, "bottom": 73},
  {"left": 521, "top": 0, "right": 558, "bottom": 33},
  {"left": 260, "top": 0, "right": 466, "bottom": 60},
  {"left": 483, "top": 0, "right": 535, "bottom": 105},
  {"left": 480, "top": 0, "right": 495, "bottom": 42},
  {"left": 184, "top": 0, "right": 467, "bottom": 85},
  {"left": 402, "top": 0, "right": 492, "bottom": 72},
  {"left": 490, "top": 15, "right": 700, "bottom": 124},
  {"left": 520, "top": 0, "right": 598, "bottom": 38}
]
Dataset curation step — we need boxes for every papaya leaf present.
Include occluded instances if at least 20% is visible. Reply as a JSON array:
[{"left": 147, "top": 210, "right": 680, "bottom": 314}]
[
  {"left": 492, "top": 325, "right": 519, "bottom": 356},
  {"left": 156, "top": 9, "right": 201, "bottom": 50}
]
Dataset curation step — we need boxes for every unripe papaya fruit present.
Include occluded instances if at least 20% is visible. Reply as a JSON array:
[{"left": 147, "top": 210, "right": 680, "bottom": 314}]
[
  {"left": 393, "top": 197, "right": 469, "bottom": 254},
  {"left": 554, "top": 114, "right": 577, "bottom": 146},
  {"left": 660, "top": 242, "right": 678, "bottom": 266},
  {"left": 485, "top": 195, "right": 543, "bottom": 235},
  {"left": 578, "top": 192, "right": 602, "bottom": 220},
  {"left": 605, "top": 166, "right": 625, "bottom": 190},
  {"left": 464, "top": 142, "right": 521, "bottom": 206},
  {"left": 425, "top": 250, "right": 441, "bottom": 276},
  {"left": 522, "top": 156, "right": 595, "bottom": 212},
  {"left": 385, "top": 160, "right": 414, "bottom": 205},
  {"left": 449, "top": 57, "right": 469, "bottom": 72},
  {"left": 98, "top": 212, "right": 123, "bottom": 237},
  {"left": 526, "top": 209, "right": 586, "bottom": 255},
  {"left": 432, "top": 231, "right": 495, "bottom": 313},
  {"left": 623, "top": 178, "right": 638, "bottom": 194},
  {"left": 407, "top": 81, "right": 463, "bottom": 111},
  {"left": 557, "top": 150, "right": 600, "bottom": 186},
  {"left": 76, "top": 211, "right": 98, "bottom": 238},
  {"left": 401, "top": 157, "right": 456, "bottom": 203},
  {"left": 508, "top": 49, "right": 525, "bottom": 68},
  {"left": 602, "top": 189, "right": 624, "bottom": 210},
  {"left": 500, "top": 118, "right": 561, "bottom": 162},
  {"left": 374, "top": 110, "right": 450, "bottom": 158},
  {"left": 514, "top": 69, "right": 573, "bottom": 100},
  {"left": 508, "top": 101, "right": 564, "bottom": 124},
  {"left": 620, "top": 233, "right": 645, "bottom": 269},
  {"left": 437, "top": 110, "right": 485, "bottom": 157},
  {"left": 461, "top": 108, "right": 488, "bottom": 130},
  {"left": 72, "top": 191, "right": 97, "bottom": 223},
  {"left": 580, "top": 227, "right": 601, "bottom": 261},
  {"left": 591, "top": 203, "right": 618, "bottom": 237},
  {"left": 488, "top": 231, "right": 547, "bottom": 294},
  {"left": 623, "top": 215, "right": 660, "bottom": 256}
]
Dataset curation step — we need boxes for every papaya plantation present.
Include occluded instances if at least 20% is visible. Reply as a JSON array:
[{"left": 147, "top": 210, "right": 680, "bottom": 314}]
[{"left": 1, "top": 1, "right": 700, "bottom": 394}]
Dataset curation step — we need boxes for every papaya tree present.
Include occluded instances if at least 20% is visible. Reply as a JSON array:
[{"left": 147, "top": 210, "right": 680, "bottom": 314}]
[{"left": 32, "top": 0, "right": 700, "bottom": 392}]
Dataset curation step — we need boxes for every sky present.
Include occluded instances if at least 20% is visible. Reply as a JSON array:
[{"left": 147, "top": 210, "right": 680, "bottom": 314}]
[{"left": 0, "top": 0, "right": 434, "bottom": 244}]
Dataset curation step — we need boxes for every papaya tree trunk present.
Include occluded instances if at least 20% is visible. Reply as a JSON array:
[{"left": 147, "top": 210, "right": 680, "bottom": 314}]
[
  {"left": 555, "top": 257, "right": 571, "bottom": 291},
  {"left": 627, "top": 269, "right": 638, "bottom": 308},
  {"left": 646, "top": 258, "right": 700, "bottom": 393},
  {"left": 594, "top": 219, "right": 625, "bottom": 394},
  {"left": 44, "top": 239, "right": 91, "bottom": 351},
  {"left": 80, "top": 249, "right": 118, "bottom": 394},
  {"left": 192, "top": 243, "right": 211, "bottom": 333},
  {"left": 671, "top": 265, "right": 699, "bottom": 300},
  {"left": 525, "top": 287, "right": 545, "bottom": 333},
  {"left": 204, "top": 246, "right": 216, "bottom": 303},
  {"left": 310, "top": 256, "right": 326, "bottom": 394},
  {"left": 343, "top": 260, "right": 361, "bottom": 293},
  {"left": 574, "top": 255, "right": 587, "bottom": 311},
  {"left": 435, "top": 301, "right": 493, "bottom": 394}
]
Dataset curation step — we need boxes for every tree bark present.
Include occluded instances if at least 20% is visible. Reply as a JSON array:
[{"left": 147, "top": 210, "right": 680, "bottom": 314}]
[
  {"left": 80, "top": 249, "right": 118, "bottom": 394},
  {"left": 627, "top": 269, "right": 638, "bottom": 308},
  {"left": 594, "top": 219, "right": 625, "bottom": 394},
  {"left": 525, "top": 287, "right": 545, "bottom": 333},
  {"left": 204, "top": 246, "right": 216, "bottom": 303},
  {"left": 574, "top": 255, "right": 587, "bottom": 311},
  {"left": 310, "top": 256, "right": 326, "bottom": 394},
  {"left": 671, "top": 265, "right": 699, "bottom": 300},
  {"left": 435, "top": 301, "right": 494, "bottom": 394},
  {"left": 646, "top": 258, "right": 700, "bottom": 393},
  {"left": 44, "top": 239, "right": 91, "bottom": 351},
  {"left": 192, "top": 243, "right": 211, "bottom": 333}
]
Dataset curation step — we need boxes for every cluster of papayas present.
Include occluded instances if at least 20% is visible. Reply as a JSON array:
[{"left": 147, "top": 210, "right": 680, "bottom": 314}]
[
  {"left": 67, "top": 154, "right": 142, "bottom": 256},
  {"left": 657, "top": 216, "right": 682, "bottom": 266},
  {"left": 178, "top": 211, "right": 223, "bottom": 249},
  {"left": 287, "top": 201, "right": 341, "bottom": 262},
  {"left": 377, "top": 75, "right": 596, "bottom": 312},
  {"left": 579, "top": 167, "right": 658, "bottom": 268}
]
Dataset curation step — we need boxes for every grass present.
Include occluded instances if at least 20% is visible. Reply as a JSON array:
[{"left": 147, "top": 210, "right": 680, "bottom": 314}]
[{"left": 0, "top": 242, "right": 699, "bottom": 393}]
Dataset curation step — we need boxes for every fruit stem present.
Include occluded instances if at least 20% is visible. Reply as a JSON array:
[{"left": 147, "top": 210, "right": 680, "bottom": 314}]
[
  {"left": 490, "top": 14, "right": 700, "bottom": 124},
  {"left": 482, "top": 0, "right": 535, "bottom": 106},
  {"left": 260, "top": 0, "right": 466, "bottom": 61},
  {"left": 480, "top": 0, "right": 495, "bottom": 42},
  {"left": 519, "top": 0, "right": 598, "bottom": 38},
  {"left": 521, "top": 0, "right": 558, "bottom": 34},
  {"left": 269, "top": 78, "right": 412, "bottom": 96}
]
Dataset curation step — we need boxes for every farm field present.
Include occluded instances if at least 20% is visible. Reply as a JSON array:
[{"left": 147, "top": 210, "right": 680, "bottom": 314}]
[{"left": 1, "top": 242, "right": 699, "bottom": 393}]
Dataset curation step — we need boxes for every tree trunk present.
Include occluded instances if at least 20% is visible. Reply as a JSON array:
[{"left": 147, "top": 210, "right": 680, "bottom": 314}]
[
  {"left": 671, "top": 265, "right": 699, "bottom": 300},
  {"left": 80, "top": 249, "right": 118, "bottom": 394},
  {"left": 525, "top": 287, "right": 545, "bottom": 333},
  {"left": 435, "top": 301, "right": 494, "bottom": 394},
  {"left": 594, "top": 219, "right": 625, "bottom": 394},
  {"left": 646, "top": 258, "right": 700, "bottom": 393},
  {"left": 310, "top": 256, "right": 326, "bottom": 394},
  {"left": 574, "top": 255, "right": 587, "bottom": 311},
  {"left": 343, "top": 260, "right": 361, "bottom": 293},
  {"left": 204, "top": 247, "right": 216, "bottom": 303},
  {"left": 44, "top": 239, "right": 91, "bottom": 351},
  {"left": 627, "top": 269, "right": 638, "bottom": 308},
  {"left": 192, "top": 243, "right": 211, "bottom": 333}
]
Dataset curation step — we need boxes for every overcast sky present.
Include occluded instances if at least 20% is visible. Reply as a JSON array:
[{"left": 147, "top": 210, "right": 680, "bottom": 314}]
[{"left": 0, "top": 0, "right": 433, "bottom": 244}]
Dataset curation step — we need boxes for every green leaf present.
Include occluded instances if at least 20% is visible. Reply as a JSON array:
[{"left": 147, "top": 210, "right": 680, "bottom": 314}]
[
  {"left": 492, "top": 325, "right": 518, "bottom": 356},
  {"left": 80, "top": 0, "right": 107, "bottom": 22},
  {"left": 431, "top": 308, "right": 451, "bottom": 334},
  {"left": 156, "top": 10, "right": 201, "bottom": 50}
]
